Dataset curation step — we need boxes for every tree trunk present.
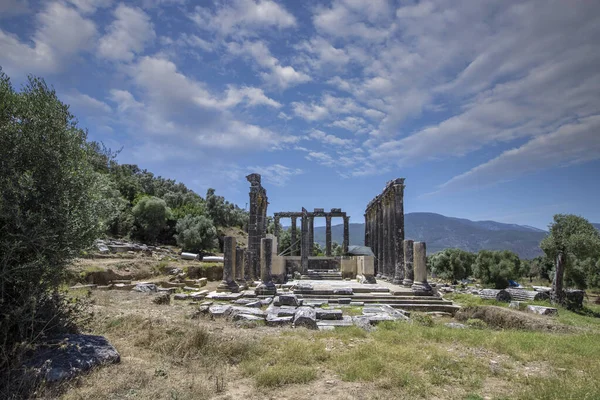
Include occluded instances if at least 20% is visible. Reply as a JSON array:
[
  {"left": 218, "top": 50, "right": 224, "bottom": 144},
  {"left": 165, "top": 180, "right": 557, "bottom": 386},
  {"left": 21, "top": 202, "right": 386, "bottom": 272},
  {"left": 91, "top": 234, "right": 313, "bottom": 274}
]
[{"left": 551, "top": 252, "right": 565, "bottom": 304}]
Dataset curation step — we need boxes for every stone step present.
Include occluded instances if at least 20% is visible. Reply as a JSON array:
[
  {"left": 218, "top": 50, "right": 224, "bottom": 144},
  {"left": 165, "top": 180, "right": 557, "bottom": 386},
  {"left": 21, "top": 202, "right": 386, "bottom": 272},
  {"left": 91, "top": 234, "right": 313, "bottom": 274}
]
[
  {"left": 388, "top": 303, "right": 461, "bottom": 315},
  {"left": 303, "top": 297, "right": 452, "bottom": 305},
  {"left": 297, "top": 293, "right": 440, "bottom": 301}
]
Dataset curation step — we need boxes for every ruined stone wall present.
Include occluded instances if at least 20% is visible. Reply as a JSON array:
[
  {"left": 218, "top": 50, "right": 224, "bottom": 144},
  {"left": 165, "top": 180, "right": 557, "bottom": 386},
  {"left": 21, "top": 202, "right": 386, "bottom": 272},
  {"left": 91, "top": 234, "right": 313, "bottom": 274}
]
[{"left": 364, "top": 178, "right": 405, "bottom": 283}]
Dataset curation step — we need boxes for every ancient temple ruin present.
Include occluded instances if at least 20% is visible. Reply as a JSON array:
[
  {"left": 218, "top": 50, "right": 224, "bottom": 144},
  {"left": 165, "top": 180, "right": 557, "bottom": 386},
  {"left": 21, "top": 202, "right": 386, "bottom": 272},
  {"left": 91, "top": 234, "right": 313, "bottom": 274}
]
[{"left": 364, "top": 178, "right": 405, "bottom": 284}]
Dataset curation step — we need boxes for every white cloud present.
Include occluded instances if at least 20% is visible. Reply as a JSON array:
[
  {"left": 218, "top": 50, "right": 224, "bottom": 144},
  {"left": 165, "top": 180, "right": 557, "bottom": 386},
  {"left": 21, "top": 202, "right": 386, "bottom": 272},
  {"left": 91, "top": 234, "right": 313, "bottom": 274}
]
[
  {"left": 63, "top": 91, "right": 111, "bottom": 114},
  {"left": 435, "top": 115, "right": 600, "bottom": 192},
  {"left": 305, "top": 151, "right": 335, "bottom": 167},
  {"left": 295, "top": 37, "right": 350, "bottom": 71},
  {"left": 246, "top": 164, "right": 303, "bottom": 186},
  {"left": 177, "top": 34, "right": 214, "bottom": 52},
  {"left": 0, "top": 2, "right": 96, "bottom": 75},
  {"left": 291, "top": 102, "right": 329, "bottom": 121},
  {"left": 192, "top": 0, "right": 296, "bottom": 37},
  {"left": 313, "top": 0, "right": 392, "bottom": 41},
  {"left": 330, "top": 116, "right": 369, "bottom": 133},
  {"left": 66, "top": 0, "right": 112, "bottom": 14},
  {"left": 228, "top": 40, "right": 310, "bottom": 89},
  {"left": 98, "top": 4, "right": 155, "bottom": 62},
  {"left": 309, "top": 129, "right": 354, "bottom": 147}
]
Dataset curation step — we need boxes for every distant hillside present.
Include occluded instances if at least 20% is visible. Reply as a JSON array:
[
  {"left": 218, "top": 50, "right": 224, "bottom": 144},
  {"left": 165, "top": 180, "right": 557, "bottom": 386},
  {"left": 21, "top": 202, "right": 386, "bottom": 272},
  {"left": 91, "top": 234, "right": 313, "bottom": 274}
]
[
  {"left": 594, "top": 223, "right": 600, "bottom": 232},
  {"left": 313, "top": 212, "right": 549, "bottom": 259}
]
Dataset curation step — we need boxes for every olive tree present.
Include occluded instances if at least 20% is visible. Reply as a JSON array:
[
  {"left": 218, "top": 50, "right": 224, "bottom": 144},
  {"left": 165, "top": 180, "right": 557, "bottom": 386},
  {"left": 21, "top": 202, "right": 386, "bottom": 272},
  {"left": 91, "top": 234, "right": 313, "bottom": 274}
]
[
  {"left": 473, "top": 250, "right": 521, "bottom": 289},
  {"left": 132, "top": 196, "right": 173, "bottom": 243},
  {"left": 0, "top": 71, "right": 101, "bottom": 380},
  {"left": 430, "top": 248, "right": 476, "bottom": 282},
  {"left": 175, "top": 215, "right": 218, "bottom": 253},
  {"left": 540, "top": 214, "right": 600, "bottom": 302}
]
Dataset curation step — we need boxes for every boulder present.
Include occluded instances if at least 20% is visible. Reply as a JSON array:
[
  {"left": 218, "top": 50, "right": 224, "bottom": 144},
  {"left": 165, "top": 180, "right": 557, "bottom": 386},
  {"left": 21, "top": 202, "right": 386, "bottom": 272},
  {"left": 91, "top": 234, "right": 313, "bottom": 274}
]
[
  {"left": 23, "top": 334, "right": 120, "bottom": 384},
  {"left": 293, "top": 307, "right": 318, "bottom": 330}
]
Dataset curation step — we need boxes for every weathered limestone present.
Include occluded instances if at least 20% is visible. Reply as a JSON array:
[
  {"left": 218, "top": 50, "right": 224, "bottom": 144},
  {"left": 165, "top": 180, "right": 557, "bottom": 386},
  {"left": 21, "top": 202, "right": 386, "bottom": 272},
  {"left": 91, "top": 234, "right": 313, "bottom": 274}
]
[
  {"left": 308, "top": 216, "right": 314, "bottom": 256},
  {"left": 343, "top": 216, "right": 350, "bottom": 254},
  {"left": 217, "top": 236, "right": 239, "bottom": 293},
  {"left": 293, "top": 306, "right": 318, "bottom": 329},
  {"left": 393, "top": 182, "right": 405, "bottom": 284},
  {"left": 411, "top": 241, "right": 433, "bottom": 296},
  {"left": 235, "top": 247, "right": 248, "bottom": 290},
  {"left": 301, "top": 208, "right": 309, "bottom": 274},
  {"left": 402, "top": 239, "right": 414, "bottom": 287},
  {"left": 291, "top": 216, "right": 298, "bottom": 256},
  {"left": 325, "top": 215, "right": 332, "bottom": 256},
  {"left": 255, "top": 238, "right": 276, "bottom": 295},
  {"left": 243, "top": 248, "right": 253, "bottom": 284},
  {"left": 247, "top": 174, "right": 268, "bottom": 279},
  {"left": 273, "top": 216, "right": 280, "bottom": 253},
  {"left": 364, "top": 178, "right": 405, "bottom": 280}
]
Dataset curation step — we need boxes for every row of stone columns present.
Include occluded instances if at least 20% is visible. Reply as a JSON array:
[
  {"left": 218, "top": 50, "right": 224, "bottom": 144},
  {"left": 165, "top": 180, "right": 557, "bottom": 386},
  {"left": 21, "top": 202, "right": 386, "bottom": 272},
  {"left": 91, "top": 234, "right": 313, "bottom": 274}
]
[
  {"left": 401, "top": 239, "right": 432, "bottom": 295},
  {"left": 274, "top": 214, "right": 350, "bottom": 257},
  {"left": 364, "top": 179, "right": 405, "bottom": 283}
]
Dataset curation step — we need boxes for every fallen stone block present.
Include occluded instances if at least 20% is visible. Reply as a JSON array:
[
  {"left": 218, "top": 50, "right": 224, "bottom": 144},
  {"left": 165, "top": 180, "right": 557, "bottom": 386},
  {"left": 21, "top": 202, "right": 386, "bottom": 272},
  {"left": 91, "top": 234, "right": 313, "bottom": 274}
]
[
  {"left": 206, "top": 292, "right": 243, "bottom": 301},
  {"left": 241, "top": 290, "right": 258, "bottom": 298},
  {"left": 133, "top": 283, "right": 157, "bottom": 293},
  {"left": 509, "top": 301, "right": 524, "bottom": 310},
  {"left": 260, "top": 297, "right": 273, "bottom": 305},
  {"left": 209, "top": 305, "right": 232, "bottom": 318},
  {"left": 316, "top": 309, "right": 343, "bottom": 320},
  {"left": 174, "top": 293, "right": 189, "bottom": 301},
  {"left": 317, "top": 316, "right": 353, "bottom": 327},
  {"left": 352, "top": 316, "right": 374, "bottom": 331},
  {"left": 234, "top": 298, "right": 255, "bottom": 305},
  {"left": 303, "top": 300, "right": 328, "bottom": 307},
  {"left": 266, "top": 315, "right": 293, "bottom": 327},
  {"left": 113, "top": 283, "right": 135, "bottom": 291},
  {"left": 526, "top": 305, "right": 558, "bottom": 316},
  {"left": 337, "top": 298, "right": 352, "bottom": 305},
  {"left": 349, "top": 301, "right": 364, "bottom": 307},
  {"left": 279, "top": 293, "right": 300, "bottom": 306},
  {"left": 227, "top": 306, "right": 265, "bottom": 318},
  {"left": 198, "top": 278, "right": 208, "bottom": 287},
  {"left": 293, "top": 306, "right": 318, "bottom": 330},
  {"left": 23, "top": 334, "right": 120, "bottom": 384},
  {"left": 366, "top": 314, "right": 397, "bottom": 325},
  {"left": 183, "top": 286, "right": 199, "bottom": 292},
  {"left": 245, "top": 301, "right": 263, "bottom": 308},
  {"left": 233, "top": 313, "right": 264, "bottom": 322},
  {"left": 157, "top": 287, "right": 176, "bottom": 294}
]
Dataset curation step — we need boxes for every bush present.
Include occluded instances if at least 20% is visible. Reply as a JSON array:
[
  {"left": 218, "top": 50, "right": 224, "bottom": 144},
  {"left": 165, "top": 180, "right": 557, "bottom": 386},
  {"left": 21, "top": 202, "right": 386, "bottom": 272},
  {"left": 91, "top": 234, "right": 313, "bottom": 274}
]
[
  {"left": 0, "top": 71, "right": 100, "bottom": 391},
  {"left": 429, "top": 248, "right": 476, "bottom": 282},
  {"left": 175, "top": 215, "right": 218, "bottom": 253},
  {"left": 132, "top": 196, "right": 173, "bottom": 243},
  {"left": 473, "top": 250, "right": 521, "bottom": 288}
]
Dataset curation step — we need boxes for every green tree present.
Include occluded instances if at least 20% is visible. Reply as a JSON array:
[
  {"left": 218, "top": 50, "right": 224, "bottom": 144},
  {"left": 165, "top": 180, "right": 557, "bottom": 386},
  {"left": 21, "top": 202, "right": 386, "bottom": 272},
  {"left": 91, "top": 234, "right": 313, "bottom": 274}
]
[
  {"left": 132, "top": 196, "right": 173, "bottom": 242},
  {"left": 473, "top": 250, "right": 521, "bottom": 288},
  {"left": 175, "top": 215, "right": 218, "bottom": 253},
  {"left": 430, "top": 248, "right": 476, "bottom": 282},
  {"left": 0, "top": 71, "right": 101, "bottom": 380},
  {"left": 541, "top": 214, "right": 600, "bottom": 299}
]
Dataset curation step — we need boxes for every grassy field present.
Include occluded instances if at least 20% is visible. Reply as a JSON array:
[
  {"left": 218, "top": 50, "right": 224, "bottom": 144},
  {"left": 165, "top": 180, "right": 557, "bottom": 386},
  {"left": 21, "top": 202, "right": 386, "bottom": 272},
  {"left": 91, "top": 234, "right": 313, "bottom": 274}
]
[{"left": 45, "top": 282, "right": 600, "bottom": 400}]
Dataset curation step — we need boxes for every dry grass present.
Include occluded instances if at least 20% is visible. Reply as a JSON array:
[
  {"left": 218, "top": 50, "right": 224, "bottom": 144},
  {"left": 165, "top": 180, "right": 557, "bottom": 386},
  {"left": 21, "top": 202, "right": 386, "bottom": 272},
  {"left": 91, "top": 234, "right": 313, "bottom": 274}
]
[{"left": 49, "top": 287, "right": 600, "bottom": 400}]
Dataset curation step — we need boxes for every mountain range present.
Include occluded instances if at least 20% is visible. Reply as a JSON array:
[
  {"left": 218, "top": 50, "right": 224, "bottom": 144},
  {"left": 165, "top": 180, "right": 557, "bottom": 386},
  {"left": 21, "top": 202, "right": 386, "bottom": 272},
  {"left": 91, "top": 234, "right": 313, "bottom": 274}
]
[{"left": 312, "top": 212, "right": 554, "bottom": 259}]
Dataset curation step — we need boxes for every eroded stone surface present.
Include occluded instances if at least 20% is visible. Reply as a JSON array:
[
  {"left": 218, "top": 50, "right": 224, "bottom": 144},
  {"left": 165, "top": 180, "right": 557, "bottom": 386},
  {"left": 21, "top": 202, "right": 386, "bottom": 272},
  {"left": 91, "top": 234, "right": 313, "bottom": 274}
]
[
  {"left": 526, "top": 305, "right": 558, "bottom": 316},
  {"left": 24, "top": 334, "right": 120, "bottom": 384},
  {"left": 293, "top": 306, "right": 318, "bottom": 329}
]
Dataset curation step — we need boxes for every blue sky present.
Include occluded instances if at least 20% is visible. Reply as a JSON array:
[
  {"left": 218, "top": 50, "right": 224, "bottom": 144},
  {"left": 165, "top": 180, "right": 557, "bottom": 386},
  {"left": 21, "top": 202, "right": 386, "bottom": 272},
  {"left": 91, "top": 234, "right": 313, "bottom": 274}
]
[{"left": 1, "top": 0, "right": 599, "bottom": 229}]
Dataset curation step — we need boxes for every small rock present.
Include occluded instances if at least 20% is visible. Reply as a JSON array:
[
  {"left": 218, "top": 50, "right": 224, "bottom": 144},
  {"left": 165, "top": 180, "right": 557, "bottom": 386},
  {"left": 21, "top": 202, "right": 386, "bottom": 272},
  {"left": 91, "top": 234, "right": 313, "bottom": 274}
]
[
  {"left": 526, "top": 305, "right": 558, "bottom": 316},
  {"left": 152, "top": 293, "right": 170, "bottom": 305},
  {"left": 445, "top": 322, "right": 468, "bottom": 329}
]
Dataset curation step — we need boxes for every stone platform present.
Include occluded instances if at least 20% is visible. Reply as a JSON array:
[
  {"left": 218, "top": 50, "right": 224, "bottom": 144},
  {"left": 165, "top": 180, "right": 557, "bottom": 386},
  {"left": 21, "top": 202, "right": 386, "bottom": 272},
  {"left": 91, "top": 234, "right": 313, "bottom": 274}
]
[{"left": 275, "top": 279, "right": 458, "bottom": 315}]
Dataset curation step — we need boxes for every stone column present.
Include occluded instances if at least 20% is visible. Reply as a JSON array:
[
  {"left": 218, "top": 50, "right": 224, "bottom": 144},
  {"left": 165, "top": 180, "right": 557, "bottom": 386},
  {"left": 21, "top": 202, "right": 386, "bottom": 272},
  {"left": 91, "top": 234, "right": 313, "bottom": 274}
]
[
  {"left": 343, "top": 216, "right": 350, "bottom": 254},
  {"left": 382, "top": 197, "right": 390, "bottom": 278},
  {"left": 235, "top": 247, "right": 248, "bottom": 290},
  {"left": 244, "top": 249, "right": 254, "bottom": 284},
  {"left": 388, "top": 194, "right": 396, "bottom": 280},
  {"left": 393, "top": 183, "right": 405, "bottom": 284},
  {"left": 364, "top": 213, "right": 370, "bottom": 249},
  {"left": 301, "top": 209, "right": 309, "bottom": 274},
  {"left": 402, "top": 239, "right": 414, "bottom": 287},
  {"left": 256, "top": 238, "right": 276, "bottom": 295},
  {"left": 377, "top": 202, "right": 383, "bottom": 276},
  {"left": 325, "top": 215, "right": 332, "bottom": 256},
  {"left": 308, "top": 216, "right": 314, "bottom": 256},
  {"left": 273, "top": 216, "right": 280, "bottom": 253},
  {"left": 291, "top": 216, "right": 297, "bottom": 256},
  {"left": 412, "top": 241, "right": 432, "bottom": 296},
  {"left": 217, "top": 236, "right": 239, "bottom": 292}
]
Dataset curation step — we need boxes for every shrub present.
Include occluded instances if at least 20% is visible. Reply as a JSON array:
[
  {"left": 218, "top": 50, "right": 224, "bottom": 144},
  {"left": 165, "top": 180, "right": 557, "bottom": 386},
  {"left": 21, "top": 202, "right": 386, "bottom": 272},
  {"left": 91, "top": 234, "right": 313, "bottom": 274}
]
[
  {"left": 132, "top": 196, "right": 173, "bottom": 243},
  {"left": 0, "top": 71, "right": 100, "bottom": 393},
  {"left": 473, "top": 250, "right": 521, "bottom": 288},
  {"left": 175, "top": 215, "right": 218, "bottom": 253}
]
